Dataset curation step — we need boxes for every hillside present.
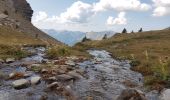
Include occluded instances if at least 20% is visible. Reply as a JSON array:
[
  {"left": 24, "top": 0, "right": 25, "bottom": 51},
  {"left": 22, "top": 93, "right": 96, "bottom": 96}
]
[
  {"left": 74, "top": 29, "right": 170, "bottom": 89},
  {"left": 0, "top": 0, "right": 61, "bottom": 45}
]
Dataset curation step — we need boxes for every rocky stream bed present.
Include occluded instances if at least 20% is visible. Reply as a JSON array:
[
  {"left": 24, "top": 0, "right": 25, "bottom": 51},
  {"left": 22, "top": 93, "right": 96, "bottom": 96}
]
[{"left": 0, "top": 47, "right": 169, "bottom": 100}]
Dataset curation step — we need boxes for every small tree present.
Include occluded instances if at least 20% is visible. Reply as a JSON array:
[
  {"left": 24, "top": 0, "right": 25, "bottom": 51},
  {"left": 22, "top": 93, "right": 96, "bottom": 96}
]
[
  {"left": 35, "top": 34, "right": 38, "bottom": 39},
  {"left": 122, "top": 28, "right": 127, "bottom": 33},
  {"left": 138, "top": 28, "right": 143, "bottom": 32},
  {"left": 131, "top": 30, "right": 134, "bottom": 33},
  {"left": 103, "top": 34, "right": 107, "bottom": 39},
  {"left": 82, "top": 36, "right": 89, "bottom": 42}
]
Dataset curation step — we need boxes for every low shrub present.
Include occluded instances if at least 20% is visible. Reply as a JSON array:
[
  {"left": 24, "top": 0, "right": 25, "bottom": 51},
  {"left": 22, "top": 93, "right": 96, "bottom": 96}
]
[
  {"left": 0, "top": 45, "right": 28, "bottom": 59},
  {"left": 47, "top": 46, "right": 70, "bottom": 59},
  {"left": 130, "top": 60, "right": 141, "bottom": 67}
]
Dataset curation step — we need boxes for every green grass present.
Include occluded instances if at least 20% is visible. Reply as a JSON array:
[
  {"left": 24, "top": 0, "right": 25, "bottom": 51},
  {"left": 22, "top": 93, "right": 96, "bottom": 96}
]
[
  {"left": 0, "top": 26, "right": 48, "bottom": 59},
  {"left": 74, "top": 29, "right": 170, "bottom": 90},
  {"left": 0, "top": 26, "right": 46, "bottom": 45},
  {"left": 47, "top": 45, "right": 90, "bottom": 59}
]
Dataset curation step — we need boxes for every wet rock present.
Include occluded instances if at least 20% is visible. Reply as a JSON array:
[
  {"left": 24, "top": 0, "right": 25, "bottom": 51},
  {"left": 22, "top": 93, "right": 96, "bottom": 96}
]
[
  {"left": 117, "top": 89, "right": 147, "bottom": 100},
  {"left": 57, "top": 69, "right": 66, "bottom": 74},
  {"left": 65, "top": 60, "right": 76, "bottom": 66},
  {"left": 146, "top": 90, "right": 159, "bottom": 100},
  {"left": 87, "top": 96, "right": 93, "bottom": 100},
  {"left": 31, "top": 64, "right": 41, "bottom": 67},
  {"left": 40, "top": 95, "right": 48, "bottom": 100},
  {"left": 122, "top": 80, "right": 138, "bottom": 88},
  {"left": 47, "top": 82, "right": 59, "bottom": 89},
  {"left": 68, "top": 71, "right": 83, "bottom": 79},
  {"left": 9, "top": 72, "right": 24, "bottom": 79},
  {"left": 54, "top": 59, "right": 66, "bottom": 65},
  {"left": 0, "top": 59, "right": 4, "bottom": 63},
  {"left": 30, "top": 76, "right": 41, "bottom": 85},
  {"left": 48, "top": 76, "right": 57, "bottom": 81},
  {"left": 41, "top": 68, "right": 48, "bottom": 73},
  {"left": 0, "top": 13, "right": 8, "bottom": 19},
  {"left": 12, "top": 79, "right": 30, "bottom": 89},
  {"left": 42, "top": 59, "right": 48, "bottom": 64},
  {"left": 6, "top": 58, "right": 15, "bottom": 63},
  {"left": 160, "top": 89, "right": 170, "bottom": 100},
  {"left": 56, "top": 74, "right": 73, "bottom": 81},
  {"left": 75, "top": 69, "right": 85, "bottom": 75},
  {"left": 24, "top": 71, "right": 33, "bottom": 78},
  {"left": 59, "top": 65, "right": 70, "bottom": 72}
]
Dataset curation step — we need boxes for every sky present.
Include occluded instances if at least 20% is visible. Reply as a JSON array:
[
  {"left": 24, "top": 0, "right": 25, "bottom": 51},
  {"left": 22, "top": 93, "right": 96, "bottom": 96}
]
[{"left": 26, "top": 0, "right": 170, "bottom": 32}]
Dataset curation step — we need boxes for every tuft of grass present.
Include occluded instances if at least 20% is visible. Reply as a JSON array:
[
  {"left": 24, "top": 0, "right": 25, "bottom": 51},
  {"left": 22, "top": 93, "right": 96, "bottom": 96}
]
[
  {"left": 47, "top": 46, "right": 90, "bottom": 59},
  {"left": 47, "top": 46, "right": 71, "bottom": 59},
  {"left": 0, "top": 45, "right": 29, "bottom": 59}
]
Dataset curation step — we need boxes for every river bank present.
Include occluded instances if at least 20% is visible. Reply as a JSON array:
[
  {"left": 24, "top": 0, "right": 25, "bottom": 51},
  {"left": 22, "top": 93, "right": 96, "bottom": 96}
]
[{"left": 0, "top": 47, "right": 168, "bottom": 100}]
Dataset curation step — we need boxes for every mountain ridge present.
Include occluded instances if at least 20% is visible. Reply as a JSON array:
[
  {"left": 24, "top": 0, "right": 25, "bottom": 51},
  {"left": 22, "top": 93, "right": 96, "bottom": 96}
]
[
  {"left": 0, "top": 0, "right": 61, "bottom": 45},
  {"left": 43, "top": 29, "right": 115, "bottom": 46}
]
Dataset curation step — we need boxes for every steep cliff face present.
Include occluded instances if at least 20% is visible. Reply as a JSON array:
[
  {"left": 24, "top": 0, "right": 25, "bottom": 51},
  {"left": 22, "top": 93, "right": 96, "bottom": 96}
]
[
  {"left": 13, "top": 0, "right": 33, "bottom": 21},
  {"left": 0, "top": 0, "right": 61, "bottom": 45}
]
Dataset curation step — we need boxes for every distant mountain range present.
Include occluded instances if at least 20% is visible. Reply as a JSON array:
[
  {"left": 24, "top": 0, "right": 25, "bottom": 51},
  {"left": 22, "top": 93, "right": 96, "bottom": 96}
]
[
  {"left": 43, "top": 29, "right": 115, "bottom": 46},
  {"left": 164, "top": 27, "right": 170, "bottom": 30}
]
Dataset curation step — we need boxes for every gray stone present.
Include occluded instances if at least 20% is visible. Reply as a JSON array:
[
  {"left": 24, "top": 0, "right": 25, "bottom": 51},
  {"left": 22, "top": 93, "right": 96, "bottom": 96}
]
[
  {"left": 41, "top": 68, "right": 48, "bottom": 73},
  {"left": 47, "top": 76, "right": 57, "bottom": 81},
  {"left": 0, "top": 14, "right": 8, "bottom": 19},
  {"left": 160, "top": 89, "right": 170, "bottom": 100},
  {"left": 0, "top": 59, "right": 4, "bottom": 63},
  {"left": 56, "top": 74, "right": 73, "bottom": 81},
  {"left": 47, "top": 82, "right": 59, "bottom": 89},
  {"left": 12, "top": 79, "right": 29, "bottom": 89},
  {"left": 68, "top": 71, "right": 82, "bottom": 79},
  {"left": 9, "top": 73, "right": 15, "bottom": 79},
  {"left": 30, "top": 76, "right": 41, "bottom": 85},
  {"left": 6, "top": 58, "right": 15, "bottom": 63},
  {"left": 24, "top": 71, "right": 33, "bottom": 78},
  {"left": 65, "top": 60, "right": 76, "bottom": 66}
]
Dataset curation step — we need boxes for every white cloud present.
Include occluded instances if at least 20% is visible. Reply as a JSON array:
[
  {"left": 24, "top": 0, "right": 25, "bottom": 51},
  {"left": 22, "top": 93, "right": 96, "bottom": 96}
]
[
  {"left": 33, "top": 1, "right": 94, "bottom": 24},
  {"left": 93, "top": 0, "right": 151, "bottom": 12},
  {"left": 59, "top": 1, "right": 94, "bottom": 23},
  {"left": 34, "top": 11, "right": 48, "bottom": 22},
  {"left": 106, "top": 12, "right": 127, "bottom": 26},
  {"left": 152, "top": 0, "right": 170, "bottom": 16}
]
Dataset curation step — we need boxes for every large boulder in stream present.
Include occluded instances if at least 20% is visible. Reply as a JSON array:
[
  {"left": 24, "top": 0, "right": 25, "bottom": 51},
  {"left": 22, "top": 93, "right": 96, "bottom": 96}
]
[
  {"left": 117, "top": 89, "right": 147, "bottom": 100},
  {"left": 12, "top": 79, "right": 30, "bottom": 89}
]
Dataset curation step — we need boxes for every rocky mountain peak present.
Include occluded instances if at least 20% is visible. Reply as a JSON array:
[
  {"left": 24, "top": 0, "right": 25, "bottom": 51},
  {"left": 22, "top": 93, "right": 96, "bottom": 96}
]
[
  {"left": 0, "top": 0, "right": 61, "bottom": 44},
  {"left": 13, "top": 0, "right": 33, "bottom": 21},
  {"left": 0, "top": 0, "right": 33, "bottom": 22}
]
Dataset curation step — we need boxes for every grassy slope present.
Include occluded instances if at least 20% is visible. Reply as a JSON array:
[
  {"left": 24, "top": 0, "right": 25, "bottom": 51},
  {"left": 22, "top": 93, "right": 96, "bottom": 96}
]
[
  {"left": 0, "top": 26, "right": 89, "bottom": 59},
  {"left": 74, "top": 29, "right": 170, "bottom": 90},
  {"left": 0, "top": 26, "right": 47, "bottom": 59},
  {"left": 0, "top": 26, "right": 46, "bottom": 45}
]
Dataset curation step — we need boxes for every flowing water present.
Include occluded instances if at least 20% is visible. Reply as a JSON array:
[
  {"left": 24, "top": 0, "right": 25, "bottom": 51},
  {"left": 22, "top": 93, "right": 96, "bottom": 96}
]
[
  {"left": 0, "top": 48, "right": 158, "bottom": 100},
  {"left": 72, "top": 50, "right": 143, "bottom": 100}
]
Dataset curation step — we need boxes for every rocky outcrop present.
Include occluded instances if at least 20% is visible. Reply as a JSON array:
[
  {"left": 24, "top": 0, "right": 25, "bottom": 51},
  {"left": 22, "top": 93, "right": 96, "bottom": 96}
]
[
  {"left": 0, "top": 0, "right": 61, "bottom": 45},
  {"left": 13, "top": 0, "right": 33, "bottom": 21}
]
